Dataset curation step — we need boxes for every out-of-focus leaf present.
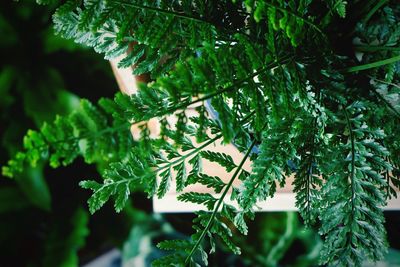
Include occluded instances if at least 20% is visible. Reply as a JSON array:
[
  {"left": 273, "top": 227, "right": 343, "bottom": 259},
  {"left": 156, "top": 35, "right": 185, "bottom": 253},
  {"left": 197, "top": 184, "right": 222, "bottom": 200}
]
[
  {"left": 0, "top": 67, "right": 15, "bottom": 110},
  {"left": 0, "top": 187, "right": 30, "bottom": 213},
  {"left": 22, "top": 68, "right": 80, "bottom": 126},
  {"left": 122, "top": 225, "right": 152, "bottom": 266},
  {"left": 43, "top": 207, "right": 89, "bottom": 267},
  {"left": 43, "top": 28, "right": 85, "bottom": 53},
  {"left": 0, "top": 14, "right": 17, "bottom": 47},
  {"left": 15, "top": 163, "right": 51, "bottom": 211}
]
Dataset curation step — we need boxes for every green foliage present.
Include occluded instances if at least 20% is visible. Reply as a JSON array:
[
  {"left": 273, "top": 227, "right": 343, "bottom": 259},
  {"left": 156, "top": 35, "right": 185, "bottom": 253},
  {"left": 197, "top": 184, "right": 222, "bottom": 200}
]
[
  {"left": 187, "top": 173, "right": 226, "bottom": 194},
  {"left": 319, "top": 102, "right": 390, "bottom": 266},
  {"left": 42, "top": 208, "right": 89, "bottom": 267},
  {"left": 52, "top": 0, "right": 216, "bottom": 77},
  {"left": 6, "top": 0, "right": 400, "bottom": 266},
  {"left": 236, "top": 212, "right": 322, "bottom": 266},
  {"left": 0, "top": 2, "right": 121, "bottom": 265},
  {"left": 3, "top": 97, "right": 133, "bottom": 178},
  {"left": 178, "top": 192, "right": 218, "bottom": 210},
  {"left": 247, "top": 0, "right": 321, "bottom": 46},
  {"left": 201, "top": 150, "right": 237, "bottom": 172},
  {"left": 326, "top": 0, "right": 347, "bottom": 18},
  {"left": 238, "top": 117, "right": 297, "bottom": 213}
]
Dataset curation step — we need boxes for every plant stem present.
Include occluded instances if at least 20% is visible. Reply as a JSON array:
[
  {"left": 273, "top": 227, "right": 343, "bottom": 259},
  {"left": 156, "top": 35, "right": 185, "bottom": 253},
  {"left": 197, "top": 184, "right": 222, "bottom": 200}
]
[
  {"left": 156, "top": 134, "right": 223, "bottom": 174},
  {"left": 156, "top": 109, "right": 256, "bottom": 180},
  {"left": 361, "top": 0, "right": 389, "bottom": 25},
  {"left": 184, "top": 137, "right": 258, "bottom": 265},
  {"left": 306, "top": 119, "right": 317, "bottom": 224},
  {"left": 115, "top": 1, "right": 207, "bottom": 24},
  {"left": 343, "top": 107, "right": 356, "bottom": 246},
  {"left": 354, "top": 45, "right": 400, "bottom": 52},
  {"left": 344, "top": 55, "right": 400, "bottom": 72},
  {"left": 370, "top": 76, "right": 400, "bottom": 90}
]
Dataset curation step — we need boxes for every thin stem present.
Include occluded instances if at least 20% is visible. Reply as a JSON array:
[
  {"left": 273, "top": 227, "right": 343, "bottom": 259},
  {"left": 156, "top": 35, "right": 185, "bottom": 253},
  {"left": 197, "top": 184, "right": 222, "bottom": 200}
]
[
  {"left": 385, "top": 157, "right": 390, "bottom": 200},
  {"left": 361, "top": 0, "right": 389, "bottom": 25},
  {"left": 184, "top": 137, "right": 258, "bottom": 265},
  {"left": 343, "top": 107, "right": 356, "bottom": 244},
  {"left": 306, "top": 119, "right": 317, "bottom": 224},
  {"left": 368, "top": 76, "right": 400, "bottom": 118},
  {"left": 353, "top": 0, "right": 381, "bottom": 19},
  {"left": 156, "top": 109, "right": 256, "bottom": 175},
  {"left": 342, "top": 0, "right": 387, "bottom": 39},
  {"left": 354, "top": 45, "right": 400, "bottom": 53},
  {"left": 114, "top": 1, "right": 207, "bottom": 24},
  {"left": 156, "top": 134, "right": 222, "bottom": 173},
  {"left": 114, "top": 0, "right": 266, "bottom": 46},
  {"left": 344, "top": 55, "right": 400, "bottom": 72},
  {"left": 370, "top": 76, "right": 400, "bottom": 90}
]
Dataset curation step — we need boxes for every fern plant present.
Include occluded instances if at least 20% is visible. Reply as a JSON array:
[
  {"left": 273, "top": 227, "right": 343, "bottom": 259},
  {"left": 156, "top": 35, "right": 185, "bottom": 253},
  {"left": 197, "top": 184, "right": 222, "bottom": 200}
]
[{"left": 4, "top": 0, "right": 400, "bottom": 266}]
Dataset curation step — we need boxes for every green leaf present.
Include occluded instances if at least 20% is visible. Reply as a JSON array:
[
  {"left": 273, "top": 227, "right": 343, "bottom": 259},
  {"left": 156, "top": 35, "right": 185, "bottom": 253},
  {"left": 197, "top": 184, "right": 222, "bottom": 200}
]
[
  {"left": 80, "top": 161, "right": 140, "bottom": 213},
  {"left": 177, "top": 192, "right": 217, "bottom": 210},
  {"left": 157, "top": 239, "right": 192, "bottom": 251},
  {"left": 16, "top": 164, "right": 52, "bottom": 211},
  {"left": 173, "top": 160, "right": 187, "bottom": 192},
  {"left": 335, "top": 0, "right": 347, "bottom": 18},
  {"left": 0, "top": 187, "right": 30, "bottom": 213},
  {"left": 43, "top": 208, "right": 89, "bottom": 267},
  {"left": 345, "top": 55, "right": 400, "bottom": 72},
  {"left": 157, "top": 167, "right": 172, "bottom": 198},
  {"left": 201, "top": 150, "right": 236, "bottom": 172},
  {"left": 187, "top": 173, "right": 225, "bottom": 194}
]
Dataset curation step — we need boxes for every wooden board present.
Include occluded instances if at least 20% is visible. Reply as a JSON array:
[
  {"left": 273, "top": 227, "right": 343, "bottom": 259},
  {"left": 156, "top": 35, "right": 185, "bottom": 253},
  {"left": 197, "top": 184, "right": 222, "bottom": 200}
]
[{"left": 110, "top": 57, "right": 400, "bottom": 213}]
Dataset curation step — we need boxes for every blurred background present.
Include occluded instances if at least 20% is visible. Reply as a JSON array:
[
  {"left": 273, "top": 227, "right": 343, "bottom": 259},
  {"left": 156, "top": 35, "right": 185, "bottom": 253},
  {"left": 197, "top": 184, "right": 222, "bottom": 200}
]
[{"left": 0, "top": 1, "right": 399, "bottom": 266}]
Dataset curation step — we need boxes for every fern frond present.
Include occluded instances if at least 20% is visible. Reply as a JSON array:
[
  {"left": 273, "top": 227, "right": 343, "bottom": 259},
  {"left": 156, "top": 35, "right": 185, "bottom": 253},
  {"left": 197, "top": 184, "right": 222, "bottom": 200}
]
[
  {"left": 2, "top": 98, "right": 132, "bottom": 178},
  {"left": 187, "top": 173, "right": 226, "bottom": 194},
  {"left": 53, "top": 0, "right": 217, "bottom": 76},
  {"left": 293, "top": 125, "right": 323, "bottom": 226},
  {"left": 80, "top": 174, "right": 130, "bottom": 213},
  {"left": 157, "top": 239, "right": 193, "bottom": 252},
  {"left": 325, "top": 0, "right": 347, "bottom": 18},
  {"left": 201, "top": 150, "right": 237, "bottom": 172},
  {"left": 249, "top": 0, "right": 322, "bottom": 46},
  {"left": 8, "top": 1, "right": 400, "bottom": 266},
  {"left": 319, "top": 102, "right": 391, "bottom": 266},
  {"left": 178, "top": 192, "right": 217, "bottom": 210},
  {"left": 238, "top": 118, "right": 297, "bottom": 212},
  {"left": 80, "top": 148, "right": 156, "bottom": 213}
]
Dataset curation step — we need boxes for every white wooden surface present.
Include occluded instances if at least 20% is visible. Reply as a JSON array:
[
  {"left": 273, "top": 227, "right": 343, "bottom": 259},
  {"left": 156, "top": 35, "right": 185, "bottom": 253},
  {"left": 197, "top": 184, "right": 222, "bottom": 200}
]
[{"left": 110, "top": 57, "right": 400, "bottom": 213}]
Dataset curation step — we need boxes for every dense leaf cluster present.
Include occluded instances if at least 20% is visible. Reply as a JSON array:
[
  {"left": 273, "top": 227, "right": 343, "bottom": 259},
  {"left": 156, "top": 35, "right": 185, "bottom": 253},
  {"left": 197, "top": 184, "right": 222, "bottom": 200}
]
[{"left": 3, "top": 0, "right": 400, "bottom": 266}]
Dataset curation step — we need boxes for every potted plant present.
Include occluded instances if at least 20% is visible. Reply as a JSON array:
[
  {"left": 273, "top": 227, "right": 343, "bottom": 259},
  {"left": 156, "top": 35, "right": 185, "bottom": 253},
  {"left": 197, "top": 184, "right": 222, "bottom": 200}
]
[{"left": 4, "top": 0, "right": 400, "bottom": 266}]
